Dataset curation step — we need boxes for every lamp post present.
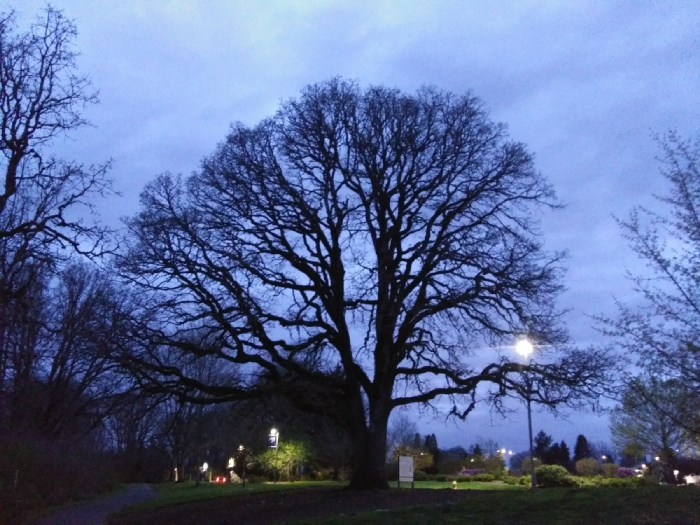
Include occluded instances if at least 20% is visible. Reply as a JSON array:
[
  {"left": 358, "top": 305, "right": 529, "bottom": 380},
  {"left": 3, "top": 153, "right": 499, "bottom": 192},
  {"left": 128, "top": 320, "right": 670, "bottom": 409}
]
[
  {"left": 239, "top": 445, "right": 246, "bottom": 488},
  {"left": 269, "top": 428, "right": 280, "bottom": 483},
  {"left": 515, "top": 338, "right": 537, "bottom": 489}
]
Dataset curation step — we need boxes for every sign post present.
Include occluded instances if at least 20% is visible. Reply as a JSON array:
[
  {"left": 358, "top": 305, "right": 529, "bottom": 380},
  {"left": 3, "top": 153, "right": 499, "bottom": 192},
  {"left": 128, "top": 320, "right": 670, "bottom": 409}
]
[{"left": 398, "top": 456, "right": 414, "bottom": 489}]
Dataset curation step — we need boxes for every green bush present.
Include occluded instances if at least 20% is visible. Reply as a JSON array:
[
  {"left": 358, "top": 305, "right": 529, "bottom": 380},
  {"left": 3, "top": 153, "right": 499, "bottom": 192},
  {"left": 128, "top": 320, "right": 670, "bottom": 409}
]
[
  {"left": 575, "top": 458, "right": 601, "bottom": 477},
  {"left": 521, "top": 456, "right": 542, "bottom": 473},
  {"left": 414, "top": 469, "right": 428, "bottom": 481},
  {"left": 436, "top": 457, "right": 464, "bottom": 475},
  {"left": 502, "top": 476, "right": 519, "bottom": 485},
  {"left": 245, "top": 474, "right": 264, "bottom": 483},
  {"left": 454, "top": 473, "right": 496, "bottom": 483},
  {"left": 535, "top": 465, "right": 577, "bottom": 488},
  {"left": 471, "top": 473, "right": 496, "bottom": 482},
  {"left": 428, "top": 474, "right": 450, "bottom": 482},
  {"left": 601, "top": 463, "right": 619, "bottom": 478},
  {"left": 518, "top": 475, "right": 532, "bottom": 486},
  {"left": 484, "top": 455, "right": 506, "bottom": 477}
]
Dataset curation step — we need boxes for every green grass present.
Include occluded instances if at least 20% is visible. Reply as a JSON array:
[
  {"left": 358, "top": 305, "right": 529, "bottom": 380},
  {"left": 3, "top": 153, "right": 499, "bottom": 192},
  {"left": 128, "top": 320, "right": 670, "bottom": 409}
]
[
  {"left": 295, "top": 485, "right": 700, "bottom": 525},
  {"left": 122, "top": 480, "right": 346, "bottom": 512},
  {"left": 390, "top": 480, "right": 525, "bottom": 490}
]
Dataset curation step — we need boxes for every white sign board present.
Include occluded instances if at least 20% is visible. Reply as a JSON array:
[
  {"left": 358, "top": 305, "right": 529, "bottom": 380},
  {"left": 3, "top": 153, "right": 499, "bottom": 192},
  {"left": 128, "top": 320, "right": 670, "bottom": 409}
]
[{"left": 398, "top": 456, "right": 414, "bottom": 483}]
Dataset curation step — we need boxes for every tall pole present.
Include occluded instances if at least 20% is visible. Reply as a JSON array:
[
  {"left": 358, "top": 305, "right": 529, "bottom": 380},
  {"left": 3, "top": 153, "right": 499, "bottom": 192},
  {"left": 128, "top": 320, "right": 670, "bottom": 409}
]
[
  {"left": 516, "top": 339, "right": 537, "bottom": 490},
  {"left": 525, "top": 373, "right": 537, "bottom": 489},
  {"left": 275, "top": 443, "right": 279, "bottom": 483},
  {"left": 239, "top": 445, "right": 246, "bottom": 488}
]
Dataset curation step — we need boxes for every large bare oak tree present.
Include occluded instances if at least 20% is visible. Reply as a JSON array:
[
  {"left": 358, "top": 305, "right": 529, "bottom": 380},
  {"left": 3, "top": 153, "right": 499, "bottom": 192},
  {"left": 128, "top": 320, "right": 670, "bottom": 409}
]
[{"left": 120, "top": 79, "right": 609, "bottom": 489}]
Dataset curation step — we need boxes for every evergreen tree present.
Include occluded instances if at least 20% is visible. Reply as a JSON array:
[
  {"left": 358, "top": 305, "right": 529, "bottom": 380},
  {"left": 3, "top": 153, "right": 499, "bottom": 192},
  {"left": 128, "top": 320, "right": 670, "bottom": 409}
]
[
  {"left": 545, "top": 442, "right": 561, "bottom": 465},
  {"left": 559, "top": 440, "right": 572, "bottom": 470},
  {"left": 574, "top": 435, "right": 592, "bottom": 461},
  {"left": 534, "top": 430, "right": 553, "bottom": 460},
  {"left": 412, "top": 433, "right": 422, "bottom": 449},
  {"left": 423, "top": 434, "right": 440, "bottom": 473}
]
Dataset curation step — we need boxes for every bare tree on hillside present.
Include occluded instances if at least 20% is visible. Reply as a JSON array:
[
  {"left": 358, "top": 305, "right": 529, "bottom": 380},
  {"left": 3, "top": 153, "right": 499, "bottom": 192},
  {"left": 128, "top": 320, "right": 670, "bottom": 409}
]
[{"left": 118, "top": 79, "right": 611, "bottom": 489}]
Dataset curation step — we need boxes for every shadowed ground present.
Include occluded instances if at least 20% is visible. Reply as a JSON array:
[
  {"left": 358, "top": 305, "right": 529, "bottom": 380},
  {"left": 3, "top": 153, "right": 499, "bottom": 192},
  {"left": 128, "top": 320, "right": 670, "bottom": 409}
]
[{"left": 32, "top": 484, "right": 158, "bottom": 525}]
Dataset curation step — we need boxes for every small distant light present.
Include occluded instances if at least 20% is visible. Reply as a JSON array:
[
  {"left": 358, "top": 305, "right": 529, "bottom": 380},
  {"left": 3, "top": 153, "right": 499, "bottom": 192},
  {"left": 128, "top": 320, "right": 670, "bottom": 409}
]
[{"left": 655, "top": 456, "right": 660, "bottom": 461}]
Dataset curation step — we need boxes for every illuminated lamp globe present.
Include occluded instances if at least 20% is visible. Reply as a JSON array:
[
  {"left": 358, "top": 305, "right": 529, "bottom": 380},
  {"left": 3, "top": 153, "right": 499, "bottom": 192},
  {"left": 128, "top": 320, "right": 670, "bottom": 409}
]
[{"left": 515, "top": 339, "right": 534, "bottom": 358}]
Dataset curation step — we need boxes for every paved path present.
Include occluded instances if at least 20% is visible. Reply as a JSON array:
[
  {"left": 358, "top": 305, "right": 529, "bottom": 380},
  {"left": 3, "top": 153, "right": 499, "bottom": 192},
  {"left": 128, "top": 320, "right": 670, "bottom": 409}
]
[{"left": 32, "top": 483, "right": 158, "bottom": 525}]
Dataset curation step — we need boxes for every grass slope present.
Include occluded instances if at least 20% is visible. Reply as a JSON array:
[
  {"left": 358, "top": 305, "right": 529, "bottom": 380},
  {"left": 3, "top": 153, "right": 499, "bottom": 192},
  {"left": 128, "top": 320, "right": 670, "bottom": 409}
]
[
  {"left": 297, "top": 485, "right": 700, "bottom": 525},
  {"left": 118, "top": 480, "right": 345, "bottom": 513}
]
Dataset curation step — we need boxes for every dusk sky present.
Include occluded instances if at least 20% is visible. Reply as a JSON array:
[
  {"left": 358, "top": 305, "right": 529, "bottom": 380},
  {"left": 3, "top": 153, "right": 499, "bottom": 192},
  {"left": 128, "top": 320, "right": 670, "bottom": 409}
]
[{"left": 12, "top": 0, "right": 699, "bottom": 453}]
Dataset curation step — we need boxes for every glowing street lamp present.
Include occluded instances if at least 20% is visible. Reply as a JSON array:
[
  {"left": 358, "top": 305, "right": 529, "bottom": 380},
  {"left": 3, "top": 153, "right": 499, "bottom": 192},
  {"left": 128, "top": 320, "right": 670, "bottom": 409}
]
[
  {"left": 269, "top": 428, "right": 280, "bottom": 483},
  {"left": 515, "top": 338, "right": 536, "bottom": 489}
]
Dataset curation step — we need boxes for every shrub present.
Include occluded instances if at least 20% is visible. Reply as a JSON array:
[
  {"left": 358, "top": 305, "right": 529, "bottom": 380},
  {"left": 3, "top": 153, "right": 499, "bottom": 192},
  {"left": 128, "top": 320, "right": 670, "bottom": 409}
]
[
  {"left": 570, "top": 476, "right": 594, "bottom": 487},
  {"left": 617, "top": 467, "right": 636, "bottom": 478},
  {"left": 436, "top": 457, "right": 464, "bottom": 475},
  {"left": 502, "top": 476, "right": 519, "bottom": 485},
  {"left": 245, "top": 474, "right": 264, "bottom": 483},
  {"left": 414, "top": 469, "right": 428, "bottom": 481},
  {"left": 518, "top": 475, "right": 531, "bottom": 486},
  {"left": 429, "top": 474, "right": 450, "bottom": 482},
  {"left": 458, "top": 468, "right": 486, "bottom": 476},
  {"left": 471, "top": 473, "right": 496, "bottom": 482},
  {"left": 601, "top": 463, "right": 619, "bottom": 478},
  {"left": 521, "top": 456, "right": 542, "bottom": 473},
  {"left": 575, "top": 458, "right": 601, "bottom": 477},
  {"left": 535, "top": 465, "right": 576, "bottom": 488},
  {"left": 484, "top": 455, "right": 506, "bottom": 477}
]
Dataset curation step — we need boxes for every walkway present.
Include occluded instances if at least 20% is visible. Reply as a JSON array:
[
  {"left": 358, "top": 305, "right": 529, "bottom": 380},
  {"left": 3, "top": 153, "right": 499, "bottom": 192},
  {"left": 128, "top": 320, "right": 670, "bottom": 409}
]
[{"left": 32, "top": 483, "right": 157, "bottom": 525}]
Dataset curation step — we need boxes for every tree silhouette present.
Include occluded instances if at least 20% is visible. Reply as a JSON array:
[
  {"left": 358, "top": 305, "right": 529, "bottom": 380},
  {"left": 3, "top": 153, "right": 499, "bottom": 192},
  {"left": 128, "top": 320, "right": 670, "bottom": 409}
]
[
  {"left": 574, "top": 434, "right": 592, "bottom": 462},
  {"left": 119, "top": 79, "right": 611, "bottom": 489}
]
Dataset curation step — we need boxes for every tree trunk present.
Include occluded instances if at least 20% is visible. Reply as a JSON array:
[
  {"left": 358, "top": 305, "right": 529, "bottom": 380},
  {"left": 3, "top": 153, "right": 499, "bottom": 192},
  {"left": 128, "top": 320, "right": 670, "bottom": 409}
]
[{"left": 347, "top": 398, "right": 391, "bottom": 490}]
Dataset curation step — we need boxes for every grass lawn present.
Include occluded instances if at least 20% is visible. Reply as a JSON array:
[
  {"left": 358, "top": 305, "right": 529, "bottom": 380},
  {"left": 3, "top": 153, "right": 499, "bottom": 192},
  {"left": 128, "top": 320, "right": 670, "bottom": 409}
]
[
  {"left": 297, "top": 485, "right": 700, "bottom": 524},
  {"left": 390, "top": 480, "right": 525, "bottom": 490},
  {"left": 125, "top": 479, "right": 519, "bottom": 513},
  {"left": 123, "top": 480, "right": 347, "bottom": 512}
]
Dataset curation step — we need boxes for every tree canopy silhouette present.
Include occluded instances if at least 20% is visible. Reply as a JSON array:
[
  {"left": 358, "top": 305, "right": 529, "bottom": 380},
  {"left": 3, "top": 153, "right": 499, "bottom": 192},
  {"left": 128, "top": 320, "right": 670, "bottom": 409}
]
[{"left": 119, "top": 79, "right": 610, "bottom": 489}]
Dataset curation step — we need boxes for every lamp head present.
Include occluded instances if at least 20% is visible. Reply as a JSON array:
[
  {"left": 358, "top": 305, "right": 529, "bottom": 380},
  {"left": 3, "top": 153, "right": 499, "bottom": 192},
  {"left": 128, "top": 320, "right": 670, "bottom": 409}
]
[{"left": 515, "top": 339, "right": 534, "bottom": 357}]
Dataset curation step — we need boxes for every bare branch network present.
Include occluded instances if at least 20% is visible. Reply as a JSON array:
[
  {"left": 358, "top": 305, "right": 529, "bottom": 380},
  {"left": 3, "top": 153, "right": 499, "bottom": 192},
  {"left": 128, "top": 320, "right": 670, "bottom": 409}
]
[{"left": 118, "top": 79, "right": 610, "bottom": 489}]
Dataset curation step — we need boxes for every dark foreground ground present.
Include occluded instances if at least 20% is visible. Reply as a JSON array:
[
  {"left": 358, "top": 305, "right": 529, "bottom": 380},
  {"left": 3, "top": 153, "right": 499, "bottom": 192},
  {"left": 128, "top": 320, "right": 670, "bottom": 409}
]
[
  {"left": 107, "top": 486, "right": 484, "bottom": 525},
  {"left": 106, "top": 484, "right": 700, "bottom": 525},
  {"left": 32, "top": 484, "right": 158, "bottom": 525}
]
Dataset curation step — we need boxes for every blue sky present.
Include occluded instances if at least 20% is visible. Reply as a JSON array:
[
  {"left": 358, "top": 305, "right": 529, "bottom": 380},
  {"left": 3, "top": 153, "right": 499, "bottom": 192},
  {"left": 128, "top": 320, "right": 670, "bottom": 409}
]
[{"left": 11, "top": 0, "right": 699, "bottom": 453}]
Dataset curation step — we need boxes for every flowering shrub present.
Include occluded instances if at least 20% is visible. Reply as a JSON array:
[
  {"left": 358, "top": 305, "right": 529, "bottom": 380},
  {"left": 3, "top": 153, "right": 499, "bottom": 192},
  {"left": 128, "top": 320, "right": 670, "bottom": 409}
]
[
  {"left": 617, "top": 467, "right": 636, "bottom": 478},
  {"left": 459, "top": 468, "right": 486, "bottom": 476}
]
